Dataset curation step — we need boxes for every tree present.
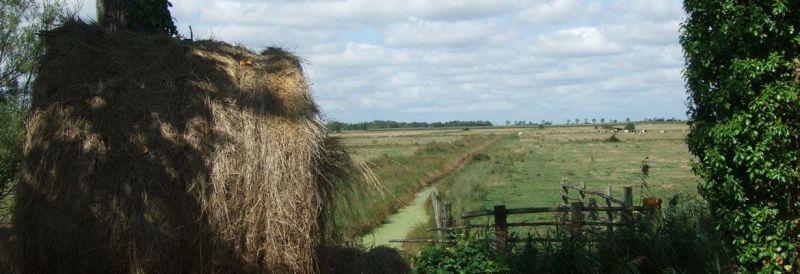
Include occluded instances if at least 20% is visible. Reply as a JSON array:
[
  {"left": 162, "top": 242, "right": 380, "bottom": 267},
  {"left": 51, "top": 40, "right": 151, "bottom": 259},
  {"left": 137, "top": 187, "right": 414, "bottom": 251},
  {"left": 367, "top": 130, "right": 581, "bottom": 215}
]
[
  {"left": 625, "top": 117, "right": 630, "bottom": 123},
  {"left": 1, "top": 0, "right": 69, "bottom": 102},
  {"left": 600, "top": 118, "right": 605, "bottom": 124},
  {"left": 1, "top": 0, "right": 72, "bottom": 210},
  {"left": 574, "top": 118, "right": 579, "bottom": 124},
  {"left": 682, "top": 1, "right": 800, "bottom": 272},
  {"left": 565, "top": 119, "right": 570, "bottom": 125},
  {"left": 96, "top": 0, "right": 177, "bottom": 35},
  {"left": 591, "top": 118, "right": 596, "bottom": 124}
]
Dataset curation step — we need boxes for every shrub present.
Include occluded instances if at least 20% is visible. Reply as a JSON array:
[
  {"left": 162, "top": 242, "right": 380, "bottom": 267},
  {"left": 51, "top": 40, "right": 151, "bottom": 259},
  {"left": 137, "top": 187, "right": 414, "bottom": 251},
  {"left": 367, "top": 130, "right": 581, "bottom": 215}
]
[
  {"left": 681, "top": 1, "right": 800, "bottom": 272},
  {"left": 472, "top": 153, "right": 491, "bottom": 161},
  {"left": 412, "top": 235, "right": 510, "bottom": 274},
  {"left": 623, "top": 123, "right": 635, "bottom": 131}
]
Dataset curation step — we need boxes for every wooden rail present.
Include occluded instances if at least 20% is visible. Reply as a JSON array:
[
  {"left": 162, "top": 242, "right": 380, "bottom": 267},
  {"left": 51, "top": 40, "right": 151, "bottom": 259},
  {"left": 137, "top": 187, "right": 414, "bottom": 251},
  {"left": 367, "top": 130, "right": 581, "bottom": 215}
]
[{"left": 398, "top": 182, "right": 662, "bottom": 253}]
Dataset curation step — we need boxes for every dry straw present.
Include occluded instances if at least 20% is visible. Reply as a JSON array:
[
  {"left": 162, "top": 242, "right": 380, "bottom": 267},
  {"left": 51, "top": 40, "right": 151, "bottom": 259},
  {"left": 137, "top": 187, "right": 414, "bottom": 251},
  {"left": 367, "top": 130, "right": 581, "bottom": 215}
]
[{"left": 12, "top": 20, "right": 352, "bottom": 273}]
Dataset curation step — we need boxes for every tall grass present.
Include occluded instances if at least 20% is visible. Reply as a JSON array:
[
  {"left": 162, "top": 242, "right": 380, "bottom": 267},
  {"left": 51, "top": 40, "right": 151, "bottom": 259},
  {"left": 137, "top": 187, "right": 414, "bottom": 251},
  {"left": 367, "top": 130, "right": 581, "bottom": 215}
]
[
  {"left": 412, "top": 194, "right": 732, "bottom": 273},
  {"left": 329, "top": 135, "right": 496, "bottom": 241}
]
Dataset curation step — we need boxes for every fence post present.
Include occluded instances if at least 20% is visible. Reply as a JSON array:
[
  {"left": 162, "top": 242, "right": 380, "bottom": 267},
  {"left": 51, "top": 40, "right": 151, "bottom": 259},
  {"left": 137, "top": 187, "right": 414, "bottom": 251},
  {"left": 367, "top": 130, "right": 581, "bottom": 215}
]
[
  {"left": 570, "top": 202, "right": 584, "bottom": 238},
  {"left": 606, "top": 185, "right": 614, "bottom": 234},
  {"left": 432, "top": 190, "right": 443, "bottom": 239},
  {"left": 623, "top": 187, "right": 633, "bottom": 224},
  {"left": 494, "top": 205, "right": 508, "bottom": 252},
  {"left": 560, "top": 180, "right": 569, "bottom": 225},
  {"left": 579, "top": 182, "right": 586, "bottom": 203},
  {"left": 444, "top": 201, "right": 453, "bottom": 240}
]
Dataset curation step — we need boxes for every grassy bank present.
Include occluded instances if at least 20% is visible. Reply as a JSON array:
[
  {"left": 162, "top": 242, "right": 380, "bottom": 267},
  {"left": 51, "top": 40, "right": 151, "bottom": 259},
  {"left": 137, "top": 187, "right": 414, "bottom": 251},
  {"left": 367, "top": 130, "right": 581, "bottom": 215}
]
[{"left": 330, "top": 133, "right": 501, "bottom": 241}]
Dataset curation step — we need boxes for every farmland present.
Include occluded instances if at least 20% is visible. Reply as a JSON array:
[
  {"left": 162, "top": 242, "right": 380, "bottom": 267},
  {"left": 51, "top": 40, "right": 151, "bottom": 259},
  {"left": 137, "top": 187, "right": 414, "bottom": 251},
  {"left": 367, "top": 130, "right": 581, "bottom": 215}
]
[{"left": 336, "top": 123, "right": 699, "bottom": 244}]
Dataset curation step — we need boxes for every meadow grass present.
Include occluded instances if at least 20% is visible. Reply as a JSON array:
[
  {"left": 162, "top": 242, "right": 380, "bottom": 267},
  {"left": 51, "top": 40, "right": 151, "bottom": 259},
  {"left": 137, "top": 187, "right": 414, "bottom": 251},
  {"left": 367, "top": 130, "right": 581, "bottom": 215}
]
[
  {"left": 434, "top": 124, "right": 698, "bottom": 225},
  {"left": 330, "top": 133, "right": 498, "bottom": 241},
  {"left": 332, "top": 124, "right": 699, "bottom": 241}
]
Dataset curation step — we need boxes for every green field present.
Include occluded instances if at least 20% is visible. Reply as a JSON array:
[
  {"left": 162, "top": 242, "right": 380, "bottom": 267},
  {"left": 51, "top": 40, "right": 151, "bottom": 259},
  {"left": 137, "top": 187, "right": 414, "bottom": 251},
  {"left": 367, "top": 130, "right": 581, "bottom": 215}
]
[{"left": 336, "top": 123, "right": 699, "bottom": 242}]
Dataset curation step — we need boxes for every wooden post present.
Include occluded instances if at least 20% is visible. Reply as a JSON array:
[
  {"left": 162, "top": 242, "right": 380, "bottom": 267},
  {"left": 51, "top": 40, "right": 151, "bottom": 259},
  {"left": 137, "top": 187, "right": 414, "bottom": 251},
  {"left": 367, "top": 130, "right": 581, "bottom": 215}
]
[
  {"left": 432, "top": 191, "right": 443, "bottom": 239},
  {"left": 560, "top": 180, "right": 569, "bottom": 225},
  {"left": 570, "top": 202, "right": 583, "bottom": 238},
  {"left": 494, "top": 205, "right": 508, "bottom": 252},
  {"left": 623, "top": 187, "right": 633, "bottom": 224},
  {"left": 444, "top": 201, "right": 453, "bottom": 240},
  {"left": 579, "top": 182, "right": 586, "bottom": 203},
  {"left": 463, "top": 218, "right": 471, "bottom": 238},
  {"left": 605, "top": 185, "right": 614, "bottom": 234}
]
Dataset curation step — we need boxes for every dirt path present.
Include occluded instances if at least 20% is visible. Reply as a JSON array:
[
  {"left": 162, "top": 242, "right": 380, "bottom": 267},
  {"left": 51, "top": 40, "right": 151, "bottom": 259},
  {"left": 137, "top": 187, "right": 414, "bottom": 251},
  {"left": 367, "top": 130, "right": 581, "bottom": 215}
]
[{"left": 361, "top": 136, "right": 504, "bottom": 248}]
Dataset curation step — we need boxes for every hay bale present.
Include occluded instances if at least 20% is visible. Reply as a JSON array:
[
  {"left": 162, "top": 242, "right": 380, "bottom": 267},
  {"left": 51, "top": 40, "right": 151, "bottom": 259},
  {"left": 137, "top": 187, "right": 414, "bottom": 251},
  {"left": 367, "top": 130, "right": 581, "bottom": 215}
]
[{"left": 12, "top": 20, "right": 349, "bottom": 273}]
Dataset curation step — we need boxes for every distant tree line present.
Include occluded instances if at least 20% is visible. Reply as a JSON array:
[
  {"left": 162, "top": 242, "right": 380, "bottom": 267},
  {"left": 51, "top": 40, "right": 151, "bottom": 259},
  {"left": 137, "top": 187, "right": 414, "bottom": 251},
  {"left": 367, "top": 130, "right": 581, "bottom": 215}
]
[
  {"left": 326, "top": 120, "right": 493, "bottom": 131},
  {"left": 565, "top": 117, "right": 684, "bottom": 125},
  {"left": 504, "top": 120, "right": 553, "bottom": 126}
]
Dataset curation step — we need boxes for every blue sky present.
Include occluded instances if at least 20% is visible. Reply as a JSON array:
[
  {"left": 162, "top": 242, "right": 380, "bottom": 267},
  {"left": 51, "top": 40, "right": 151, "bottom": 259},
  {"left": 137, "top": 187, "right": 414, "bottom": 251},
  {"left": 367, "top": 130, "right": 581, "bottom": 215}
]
[{"left": 74, "top": 0, "right": 687, "bottom": 124}]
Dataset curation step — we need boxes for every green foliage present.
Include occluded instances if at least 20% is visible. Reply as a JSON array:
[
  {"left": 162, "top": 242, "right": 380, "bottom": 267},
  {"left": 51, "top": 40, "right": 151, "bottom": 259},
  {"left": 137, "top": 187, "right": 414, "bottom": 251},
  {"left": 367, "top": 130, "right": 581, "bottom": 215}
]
[
  {"left": 681, "top": 0, "right": 800, "bottom": 272},
  {"left": 125, "top": 0, "right": 177, "bottom": 36},
  {"left": 412, "top": 235, "right": 510, "bottom": 274},
  {"left": 0, "top": 0, "right": 70, "bottom": 101},
  {"left": 623, "top": 123, "right": 636, "bottom": 131},
  {"left": 0, "top": 0, "right": 70, "bottom": 204},
  {"left": 0, "top": 99, "right": 25, "bottom": 196},
  {"left": 417, "top": 195, "right": 729, "bottom": 273}
]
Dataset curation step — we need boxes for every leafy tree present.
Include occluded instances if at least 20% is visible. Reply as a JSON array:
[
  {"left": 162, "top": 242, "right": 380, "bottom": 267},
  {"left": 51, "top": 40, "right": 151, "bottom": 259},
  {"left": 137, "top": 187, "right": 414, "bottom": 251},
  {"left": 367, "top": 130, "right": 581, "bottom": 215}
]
[
  {"left": 0, "top": 0, "right": 72, "bottom": 207},
  {"left": 600, "top": 118, "right": 605, "bottom": 124},
  {"left": 591, "top": 118, "right": 596, "bottom": 124},
  {"left": 96, "top": 0, "right": 177, "bottom": 36},
  {"left": 625, "top": 117, "right": 630, "bottom": 123},
  {"left": 1, "top": 0, "right": 69, "bottom": 102},
  {"left": 682, "top": 1, "right": 800, "bottom": 272}
]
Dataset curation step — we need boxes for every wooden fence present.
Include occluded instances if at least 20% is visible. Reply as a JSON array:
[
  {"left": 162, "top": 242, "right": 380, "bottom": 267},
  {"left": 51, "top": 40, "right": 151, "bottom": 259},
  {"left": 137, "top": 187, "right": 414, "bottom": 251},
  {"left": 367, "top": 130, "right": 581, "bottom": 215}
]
[{"left": 393, "top": 181, "right": 662, "bottom": 252}]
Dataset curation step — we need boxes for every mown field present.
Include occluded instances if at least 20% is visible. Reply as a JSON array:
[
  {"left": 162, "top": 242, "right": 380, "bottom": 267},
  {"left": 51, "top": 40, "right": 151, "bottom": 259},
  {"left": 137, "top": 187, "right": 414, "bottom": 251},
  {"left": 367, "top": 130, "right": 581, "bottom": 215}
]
[{"left": 335, "top": 123, "right": 699, "bottom": 243}]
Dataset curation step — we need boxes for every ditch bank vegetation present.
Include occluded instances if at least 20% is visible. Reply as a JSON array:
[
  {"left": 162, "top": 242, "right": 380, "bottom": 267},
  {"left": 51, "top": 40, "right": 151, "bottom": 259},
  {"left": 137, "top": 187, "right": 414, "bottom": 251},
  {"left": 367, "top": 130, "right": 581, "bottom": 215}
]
[{"left": 330, "top": 134, "right": 505, "bottom": 242}]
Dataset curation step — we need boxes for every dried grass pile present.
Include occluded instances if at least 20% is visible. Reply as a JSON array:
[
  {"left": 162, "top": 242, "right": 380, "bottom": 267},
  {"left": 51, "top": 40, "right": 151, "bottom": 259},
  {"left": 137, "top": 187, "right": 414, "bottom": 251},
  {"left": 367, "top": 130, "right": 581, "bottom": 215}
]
[{"left": 12, "top": 20, "right": 350, "bottom": 273}]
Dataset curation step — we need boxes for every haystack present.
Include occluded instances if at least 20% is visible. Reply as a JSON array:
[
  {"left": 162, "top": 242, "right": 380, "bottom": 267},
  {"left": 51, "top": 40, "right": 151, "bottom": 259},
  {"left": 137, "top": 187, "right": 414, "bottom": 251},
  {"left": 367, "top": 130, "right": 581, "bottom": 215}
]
[{"left": 12, "top": 21, "right": 349, "bottom": 273}]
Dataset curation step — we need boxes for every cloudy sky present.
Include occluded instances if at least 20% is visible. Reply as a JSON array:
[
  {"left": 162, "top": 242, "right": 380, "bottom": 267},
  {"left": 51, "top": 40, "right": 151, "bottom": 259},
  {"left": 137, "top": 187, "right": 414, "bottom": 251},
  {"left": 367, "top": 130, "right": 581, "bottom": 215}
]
[{"left": 74, "top": 0, "right": 687, "bottom": 124}]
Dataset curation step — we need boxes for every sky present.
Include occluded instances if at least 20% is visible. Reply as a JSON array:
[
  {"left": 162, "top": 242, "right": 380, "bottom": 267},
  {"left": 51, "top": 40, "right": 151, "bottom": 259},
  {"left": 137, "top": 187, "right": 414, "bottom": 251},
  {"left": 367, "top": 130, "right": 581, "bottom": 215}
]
[{"left": 73, "top": 0, "right": 687, "bottom": 124}]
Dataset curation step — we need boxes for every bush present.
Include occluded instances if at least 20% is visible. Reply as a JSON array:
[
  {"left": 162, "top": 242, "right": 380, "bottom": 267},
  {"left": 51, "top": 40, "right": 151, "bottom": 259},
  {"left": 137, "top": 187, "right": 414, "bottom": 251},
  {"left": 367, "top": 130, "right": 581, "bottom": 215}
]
[
  {"left": 0, "top": 99, "right": 25, "bottom": 197},
  {"left": 681, "top": 1, "right": 800, "bottom": 272},
  {"left": 412, "top": 234, "right": 510, "bottom": 274},
  {"left": 471, "top": 153, "right": 491, "bottom": 161},
  {"left": 623, "top": 123, "right": 635, "bottom": 131},
  {"left": 415, "top": 194, "right": 730, "bottom": 273}
]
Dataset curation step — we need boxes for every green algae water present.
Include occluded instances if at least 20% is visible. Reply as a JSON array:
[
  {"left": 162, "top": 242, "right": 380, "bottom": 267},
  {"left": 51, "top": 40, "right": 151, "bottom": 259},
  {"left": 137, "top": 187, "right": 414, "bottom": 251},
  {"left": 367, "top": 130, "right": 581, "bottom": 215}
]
[{"left": 361, "top": 186, "right": 435, "bottom": 248}]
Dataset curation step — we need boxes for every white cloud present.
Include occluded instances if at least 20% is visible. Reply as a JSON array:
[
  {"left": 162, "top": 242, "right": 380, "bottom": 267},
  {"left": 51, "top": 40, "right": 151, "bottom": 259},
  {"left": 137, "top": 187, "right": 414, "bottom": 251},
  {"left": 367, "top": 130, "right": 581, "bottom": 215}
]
[
  {"left": 67, "top": 0, "right": 689, "bottom": 123},
  {"left": 384, "top": 17, "right": 511, "bottom": 48},
  {"left": 514, "top": 0, "right": 592, "bottom": 25},
  {"left": 533, "top": 27, "right": 625, "bottom": 57}
]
